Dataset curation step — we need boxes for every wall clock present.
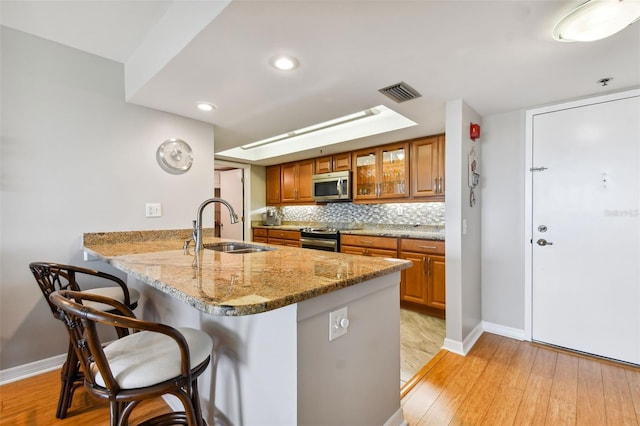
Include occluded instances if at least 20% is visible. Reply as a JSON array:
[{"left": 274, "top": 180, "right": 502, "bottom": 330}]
[{"left": 156, "top": 138, "right": 193, "bottom": 174}]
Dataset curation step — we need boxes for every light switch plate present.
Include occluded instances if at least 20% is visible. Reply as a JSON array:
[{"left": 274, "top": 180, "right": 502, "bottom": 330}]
[{"left": 145, "top": 203, "right": 162, "bottom": 218}]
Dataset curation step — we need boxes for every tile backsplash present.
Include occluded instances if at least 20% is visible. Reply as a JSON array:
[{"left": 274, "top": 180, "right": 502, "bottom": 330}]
[{"left": 268, "top": 202, "right": 444, "bottom": 227}]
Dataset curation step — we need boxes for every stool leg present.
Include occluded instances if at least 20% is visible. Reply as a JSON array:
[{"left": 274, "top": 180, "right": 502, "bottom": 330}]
[
  {"left": 57, "top": 342, "right": 79, "bottom": 418},
  {"left": 191, "top": 380, "right": 204, "bottom": 426}
]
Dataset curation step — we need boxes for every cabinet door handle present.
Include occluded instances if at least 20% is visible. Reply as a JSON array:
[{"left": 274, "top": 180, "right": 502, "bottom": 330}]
[
  {"left": 427, "top": 257, "right": 432, "bottom": 277},
  {"left": 360, "top": 240, "right": 374, "bottom": 244},
  {"left": 422, "top": 256, "right": 427, "bottom": 275},
  {"left": 418, "top": 245, "right": 437, "bottom": 250}
]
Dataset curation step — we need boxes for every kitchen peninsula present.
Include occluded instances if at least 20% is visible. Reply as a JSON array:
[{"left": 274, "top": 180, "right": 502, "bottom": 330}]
[{"left": 83, "top": 230, "right": 412, "bottom": 426}]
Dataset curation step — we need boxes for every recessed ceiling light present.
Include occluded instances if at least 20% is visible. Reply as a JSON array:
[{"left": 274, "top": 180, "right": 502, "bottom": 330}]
[
  {"left": 271, "top": 55, "right": 299, "bottom": 71},
  {"left": 197, "top": 103, "right": 216, "bottom": 112}
]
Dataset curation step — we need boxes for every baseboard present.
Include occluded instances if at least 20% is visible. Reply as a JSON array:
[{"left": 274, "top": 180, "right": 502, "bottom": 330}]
[
  {"left": 442, "top": 322, "right": 484, "bottom": 356},
  {"left": 442, "top": 337, "right": 464, "bottom": 355},
  {"left": 482, "top": 321, "right": 525, "bottom": 341},
  {"left": 0, "top": 353, "right": 66, "bottom": 385},
  {"left": 462, "top": 323, "right": 484, "bottom": 354},
  {"left": 161, "top": 394, "right": 182, "bottom": 411},
  {"left": 384, "top": 407, "right": 408, "bottom": 426}
]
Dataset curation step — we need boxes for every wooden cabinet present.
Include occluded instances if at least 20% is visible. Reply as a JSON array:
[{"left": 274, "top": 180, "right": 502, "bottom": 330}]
[
  {"left": 411, "top": 135, "right": 445, "bottom": 198},
  {"left": 265, "top": 133, "right": 446, "bottom": 205},
  {"left": 340, "top": 234, "right": 398, "bottom": 258},
  {"left": 252, "top": 228, "right": 268, "bottom": 243},
  {"left": 267, "top": 229, "right": 301, "bottom": 247},
  {"left": 353, "top": 142, "right": 409, "bottom": 200},
  {"left": 281, "top": 160, "right": 315, "bottom": 203},
  {"left": 315, "top": 152, "right": 352, "bottom": 174},
  {"left": 399, "top": 238, "right": 445, "bottom": 318},
  {"left": 266, "top": 165, "right": 282, "bottom": 205}
]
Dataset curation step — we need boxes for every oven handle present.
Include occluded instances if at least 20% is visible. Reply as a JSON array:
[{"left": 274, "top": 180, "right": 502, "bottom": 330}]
[{"left": 299, "top": 238, "right": 338, "bottom": 249}]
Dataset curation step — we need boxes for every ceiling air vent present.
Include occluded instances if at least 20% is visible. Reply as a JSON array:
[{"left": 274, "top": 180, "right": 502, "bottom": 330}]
[{"left": 378, "top": 82, "right": 422, "bottom": 103}]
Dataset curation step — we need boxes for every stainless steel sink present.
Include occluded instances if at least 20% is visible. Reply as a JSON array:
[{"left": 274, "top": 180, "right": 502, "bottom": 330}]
[{"left": 203, "top": 242, "right": 276, "bottom": 254}]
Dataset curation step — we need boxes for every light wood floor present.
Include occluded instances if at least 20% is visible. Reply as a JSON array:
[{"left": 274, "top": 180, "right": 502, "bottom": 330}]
[
  {"left": 2, "top": 332, "right": 639, "bottom": 425},
  {"left": 402, "top": 333, "right": 640, "bottom": 425},
  {"left": 0, "top": 371, "right": 170, "bottom": 425}
]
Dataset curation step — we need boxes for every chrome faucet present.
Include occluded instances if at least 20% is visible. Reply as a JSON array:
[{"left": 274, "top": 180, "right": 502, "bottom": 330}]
[{"left": 194, "top": 198, "right": 240, "bottom": 252}]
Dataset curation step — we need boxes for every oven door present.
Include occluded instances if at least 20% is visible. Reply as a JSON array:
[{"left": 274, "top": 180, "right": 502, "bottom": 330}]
[{"left": 300, "top": 237, "right": 338, "bottom": 252}]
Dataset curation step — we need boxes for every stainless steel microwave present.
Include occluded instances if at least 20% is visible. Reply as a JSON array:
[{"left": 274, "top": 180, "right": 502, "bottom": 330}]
[{"left": 312, "top": 171, "right": 352, "bottom": 202}]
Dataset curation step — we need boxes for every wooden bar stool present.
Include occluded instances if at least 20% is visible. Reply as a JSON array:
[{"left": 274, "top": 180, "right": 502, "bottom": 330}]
[
  {"left": 49, "top": 290, "right": 212, "bottom": 426},
  {"left": 29, "top": 262, "right": 141, "bottom": 419}
]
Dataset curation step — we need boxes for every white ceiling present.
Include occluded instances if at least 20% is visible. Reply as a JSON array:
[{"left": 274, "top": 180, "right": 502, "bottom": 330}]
[{"left": 2, "top": 0, "right": 639, "bottom": 165}]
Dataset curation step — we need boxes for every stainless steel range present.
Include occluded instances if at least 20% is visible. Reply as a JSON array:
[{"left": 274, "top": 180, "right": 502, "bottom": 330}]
[{"left": 300, "top": 228, "right": 340, "bottom": 252}]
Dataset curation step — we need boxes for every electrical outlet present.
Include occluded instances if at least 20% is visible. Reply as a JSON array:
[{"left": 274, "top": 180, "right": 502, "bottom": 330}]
[
  {"left": 397, "top": 207, "right": 404, "bottom": 216},
  {"left": 145, "top": 203, "right": 162, "bottom": 218},
  {"left": 329, "top": 306, "right": 349, "bottom": 341}
]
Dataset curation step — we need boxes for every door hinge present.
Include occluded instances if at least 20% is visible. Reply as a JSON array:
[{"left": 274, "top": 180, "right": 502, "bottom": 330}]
[{"left": 530, "top": 166, "right": 548, "bottom": 172}]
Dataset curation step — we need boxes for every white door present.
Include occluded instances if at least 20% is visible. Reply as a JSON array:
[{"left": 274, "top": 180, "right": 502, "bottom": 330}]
[
  {"left": 219, "top": 169, "right": 244, "bottom": 240},
  {"left": 531, "top": 93, "right": 640, "bottom": 365}
]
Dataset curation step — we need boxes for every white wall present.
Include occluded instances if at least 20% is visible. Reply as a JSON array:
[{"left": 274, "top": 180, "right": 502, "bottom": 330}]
[
  {"left": 250, "top": 165, "right": 267, "bottom": 222},
  {"left": 0, "top": 27, "right": 215, "bottom": 370},
  {"left": 443, "top": 100, "right": 483, "bottom": 353},
  {"left": 480, "top": 110, "right": 526, "bottom": 335}
]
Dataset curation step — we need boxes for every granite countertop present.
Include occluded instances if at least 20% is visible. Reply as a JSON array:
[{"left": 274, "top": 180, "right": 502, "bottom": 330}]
[
  {"left": 253, "top": 223, "right": 445, "bottom": 241},
  {"left": 339, "top": 228, "right": 444, "bottom": 240},
  {"left": 83, "top": 230, "right": 411, "bottom": 317},
  {"left": 253, "top": 224, "right": 306, "bottom": 231}
]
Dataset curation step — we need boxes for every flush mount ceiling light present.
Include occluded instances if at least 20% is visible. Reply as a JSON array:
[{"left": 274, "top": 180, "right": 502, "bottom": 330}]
[
  {"left": 553, "top": 0, "right": 640, "bottom": 42},
  {"left": 197, "top": 102, "right": 216, "bottom": 112},
  {"left": 216, "top": 105, "right": 417, "bottom": 162},
  {"left": 270, "top": 55, "right": 299, "bottom": 71}
]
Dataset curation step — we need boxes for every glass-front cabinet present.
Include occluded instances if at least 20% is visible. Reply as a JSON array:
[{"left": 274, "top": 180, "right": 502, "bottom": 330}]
[{"left": 353, "top": 142, "right": 409, "bottom": 200}]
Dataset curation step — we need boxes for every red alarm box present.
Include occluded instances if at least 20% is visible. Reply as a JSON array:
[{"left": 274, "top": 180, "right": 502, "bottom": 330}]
[{"left": 470, "top": 123, "right": 480, "bottom": 141}]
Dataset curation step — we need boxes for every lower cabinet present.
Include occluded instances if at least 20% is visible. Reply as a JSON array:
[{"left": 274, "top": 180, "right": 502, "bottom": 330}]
[
  {"left": 267, "top": 229, "right": 301, "bottom": 247},
  {"left": 398, "top": 238, "right": 445, "bottom": 318},
  {"left": 253, "top": 228, "right": 268, "bottom": 243},
  {"left": 257, "top": 230, "right": 446, "bottom": 317},
  {"left": 340, "top": 234, "right": 397, "bottom": 258}
]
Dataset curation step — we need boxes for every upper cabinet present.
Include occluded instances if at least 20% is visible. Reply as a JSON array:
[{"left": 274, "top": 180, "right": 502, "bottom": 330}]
[
  {"left": 264, "top": 133, "right": 445, "bottom": 206},
  {"left": 353, "top": 142, "right": 409, "bottom": 200},
  {"left": 281, "top": 159, "right": 315, "bottom": 203},
  {"left": 315, "top": 153, "right": 352, "bottom": 174},
  {"left": 411, "top": 135, "right": 445, "bottom": 199},
  {"left": 266, "top": 165, "right": 282, "bottom": 205}
]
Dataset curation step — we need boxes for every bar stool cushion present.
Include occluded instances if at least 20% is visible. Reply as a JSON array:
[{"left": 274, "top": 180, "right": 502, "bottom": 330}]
[
  {"left": 81, "top": 287, "right": 140, "bottom": 312},
  {"left": 92, "top": 327, "right": 213, "bottom": 389}
]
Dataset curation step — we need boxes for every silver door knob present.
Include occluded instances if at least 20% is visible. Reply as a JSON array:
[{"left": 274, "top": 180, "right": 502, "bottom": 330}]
[{"left": 536, "top": 239, "right": 553, "bottom": 246}]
